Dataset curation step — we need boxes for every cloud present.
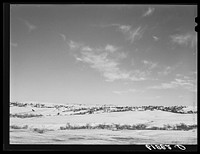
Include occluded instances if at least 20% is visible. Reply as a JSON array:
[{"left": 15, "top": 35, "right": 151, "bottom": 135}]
[
  {"left": 82, "top": 46, "right": 93, "bottom": 52},
  {"left": 142, "top": 60, "right": 158, "bottom": 70},
  {"left": 80, "top": 53, "right": 117, "bottom": 80},
  {"left": 172, "top": 78, "right": 196, "bottom": 92},
  {"left": 59, "top": 33, "right": 66, "bottom": 41},
  {"left": 99, "top": 24, "right": 145, "bottom": 44},
  {"left": 78, "top": 51, "right": 126, "bottom": 82},
  {"left": 118, "top": 25, "right": 131, "bottom": 33},
  {"left": 153, "top": 36, "right": 159, "bottom": 41},
  {"left": 158, "top": 63, "right": 182, "bottom": 76},
  {"left": 148, "top": 75, "right": 196, "bottom": 92},
  {"left": 20, "top": 19, "right": 37, "bottom": 32},
  {"left": 80, "top": 51, "right": 147, "bottom": 82},
  {"left": 170, "top": 32, "right": 197, "bottom": 48},
  {"left": 113, "top": 88, "right": 144, "bottom": 94},
  {"left": 143, "top": 7, "right": 155, "bottom": 17},
  {"left": 68, "top": 41, "right": 117, "bottom": 53},
  {"left": 128, "top": 26, "right": 145, "bottom": 43},
  {"left": 115, "top": 52, "right": 128, "bottom": 60},
  {"left": 74, "top": 56, "right": 83, "bottom": 62},
  {"left": 68, "top": 40, "right": 82, "bottom": 50},
  {"left": 69, "top": 41, "right": 149, "bottom": 82},
  {"left": 117, "top": 25, "right": 145, "bottom": 43},
  {"left": 105, "top": 44, "right": 118, "bottom": 53},
  {"left": 148, "top": 83, "right": 177, "bottom": 90},
  {"left": 158, "top": 66, "right": 172, "bottom": 76},
  {"left": 176, "top": 73, "right": 196, "bottom": 80}
]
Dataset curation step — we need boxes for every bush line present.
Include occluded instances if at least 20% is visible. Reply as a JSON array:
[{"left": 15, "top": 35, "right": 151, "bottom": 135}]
[
  {"left": 59, "top": 123, "right": 197, "bottom": 131},
  {"left": 10, "top": 113, "right": 43, "bottom": 118}
]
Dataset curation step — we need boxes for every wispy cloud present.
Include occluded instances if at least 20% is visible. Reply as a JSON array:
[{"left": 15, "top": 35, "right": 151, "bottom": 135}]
[
  {"left": 74, "top": 56, "right": 83, "bottom": 62},
  {"left": 105, "top": 44, "right": 118, "bottom": 53},
  {"left": 114, "top": 52, "right": 128, "bottom": 60},
  {"left": 20, "top": 19, "right": 37, "bottom": 32},
  {"left": 98, "top": 23, "right": 145, "bottom": 44},
  {"left": 148, "top": 82, "right": 177, "bottom": 89},
  {"left": 142, "top": 60, "right": 158, "bottom": 70},
  {"left": 158, "top": 63, "right": 182, "bottom": 76},
  {"left": 59, "top": 33, "right": 66, "bottom": 41},
  {"left": 158, "top": 66, "right": 173, "bottom": 76},
  {"left": 170, "top": 32, "right": 197, "bottom": 48},
  {"left": 77, "top": 51, "right": 126, "bottom": 82},
  {"left": 127, "top": 26, "right": 145, "bottom": 43},
  {"left": 68, "top": 41, "right": 118, "bottom": 53},
  {"left": 153, "top": 36, "right": 159, "bottom": 41},
  {"left": 113, "top": 88, "right": 144, "bottom": 95},
  {"left": 176, "top": 73, "right": 197, "bottom": 81},
  {"left": 118, "top": 25, "right": 131, "bottom": 33},
  {"left": 143, "top": 7, "right": 155, "bottom": 17},
  {"left": 68, "top": 40, "right": 82, "bottom": 50},
  {"left": 82, "top": 46, "right": 93, "bottom": 52},
  {"left": 148, "top": 75, "right": 196, "bottom": 92},
  {"left": 68, "top": 41, "right": 150, "bottom": 82},
  {"left": 117, "top": 25, "right": 145, "bottom": 43}
]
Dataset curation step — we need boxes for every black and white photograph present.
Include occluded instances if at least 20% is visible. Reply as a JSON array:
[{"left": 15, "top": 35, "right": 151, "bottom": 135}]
[{"left": 6, "top": 4, "right": 197, "bottom": 150}]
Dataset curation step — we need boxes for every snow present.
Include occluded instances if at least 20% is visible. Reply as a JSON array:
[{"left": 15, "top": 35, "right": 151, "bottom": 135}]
[
  {"left": 10, "top": 108, "right": 197, "bottom": 129},
  {"left": 9, "top": 102, "right": 197, "bottom": 144},
  {"left": 10, "top": 129, "right": 197, "bottom": 144},
  {"left": 182, "top": 106, "right": 197, "bottom": 112}
]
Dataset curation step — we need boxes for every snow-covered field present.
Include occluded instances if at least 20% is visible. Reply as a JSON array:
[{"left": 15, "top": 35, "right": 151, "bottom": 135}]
[{"left": 10, "top": 102, "right": 197, "bottom": 144}]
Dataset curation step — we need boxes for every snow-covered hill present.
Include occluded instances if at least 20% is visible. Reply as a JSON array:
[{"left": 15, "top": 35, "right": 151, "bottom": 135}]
[
  {"left": 9, "top": 102, "right": 197, "bottom": 144},
  {"left": 10, "top": 102, "right": 197, "bottom": 130}
]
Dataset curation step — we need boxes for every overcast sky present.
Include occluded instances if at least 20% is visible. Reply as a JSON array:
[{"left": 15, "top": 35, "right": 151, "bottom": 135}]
[{"left": 10, "top": 5, "right": 197, "bottom": 106}]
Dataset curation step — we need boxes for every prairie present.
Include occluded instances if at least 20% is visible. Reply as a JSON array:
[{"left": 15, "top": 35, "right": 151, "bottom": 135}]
[{"left": 10, "top": 102, "right": 197, "bottom": 144}]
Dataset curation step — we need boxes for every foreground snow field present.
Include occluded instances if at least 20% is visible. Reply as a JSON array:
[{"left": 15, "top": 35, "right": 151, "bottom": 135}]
[
  {"left": 10, "top": 129, "right": 197, "bottom": 144},
  {"left": 9, "top": 102, "right": 197, "bottom": 144}
]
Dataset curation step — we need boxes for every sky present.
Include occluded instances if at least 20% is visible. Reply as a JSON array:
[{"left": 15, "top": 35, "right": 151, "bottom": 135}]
[{"left": 10, "top": 5, "right": 197, "bottom": 106}]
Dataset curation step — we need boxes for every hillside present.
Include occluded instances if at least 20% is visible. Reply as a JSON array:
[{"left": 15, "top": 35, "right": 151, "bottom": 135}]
[
  {"left": 10, "top": 102, "right": 197, "bottom": 130},
  {"left": 9, "top": 102, "right": 197, "bottom": 144}
]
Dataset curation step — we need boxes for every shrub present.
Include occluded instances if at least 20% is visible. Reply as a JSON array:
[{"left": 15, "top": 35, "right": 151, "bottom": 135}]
[
  {"left": 97, "top": 124, "right": 107, "bottom": 129},
  {"left": 163, "top": 124, "right": 173, "bottom": 130},
  {"left": 60, "top": 126, "right": 66, "bottom": 130},
  {"left": 119, "top": 124, "right": 132, "bottom": 130},
  {"left": 135, "top": 124, "right": 147, "bottom": 130},
  {"left": 58, "top": 123, "right": 197, "bottom": 131},
  {"left": 66, "top": 123, "right": 71, "bottom": 129},
  {"left": 10, "top": 113, "right": 43, "bottom": 118},
  {"left": 114, "top": 124, "right": 121, "bottom": 130},
  {"left": 175, "top": 123, "right": 187, "bottom": 130},
  {"left": 32, "top": 128, "right": 54, "bottom": 133},
  {"left": 85, "top": 123, "right": 92, "bottom": 129},
  {"left": 32, "top": 128, "right": 45, "bottom": 133},
  {"left": 60, "top": 123, "right": 82, "bottom": 130},
  {"left": 130, "top": 125, "right": 136, "bottom": 130},
  {"left": 175, "top": 123, "right": 197, "bottom": 131},
  {"left": 10, "top": 125, "right": 28, "bottom": 129},
  {"left": 162, "top": 123, "right": 197, "bottom": 131},
  {"left": 147, "top": 126, "right": 160, "bottom": 130},
  {"left": 188, "top": 125, "right": 197, "bottom": 130}
]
